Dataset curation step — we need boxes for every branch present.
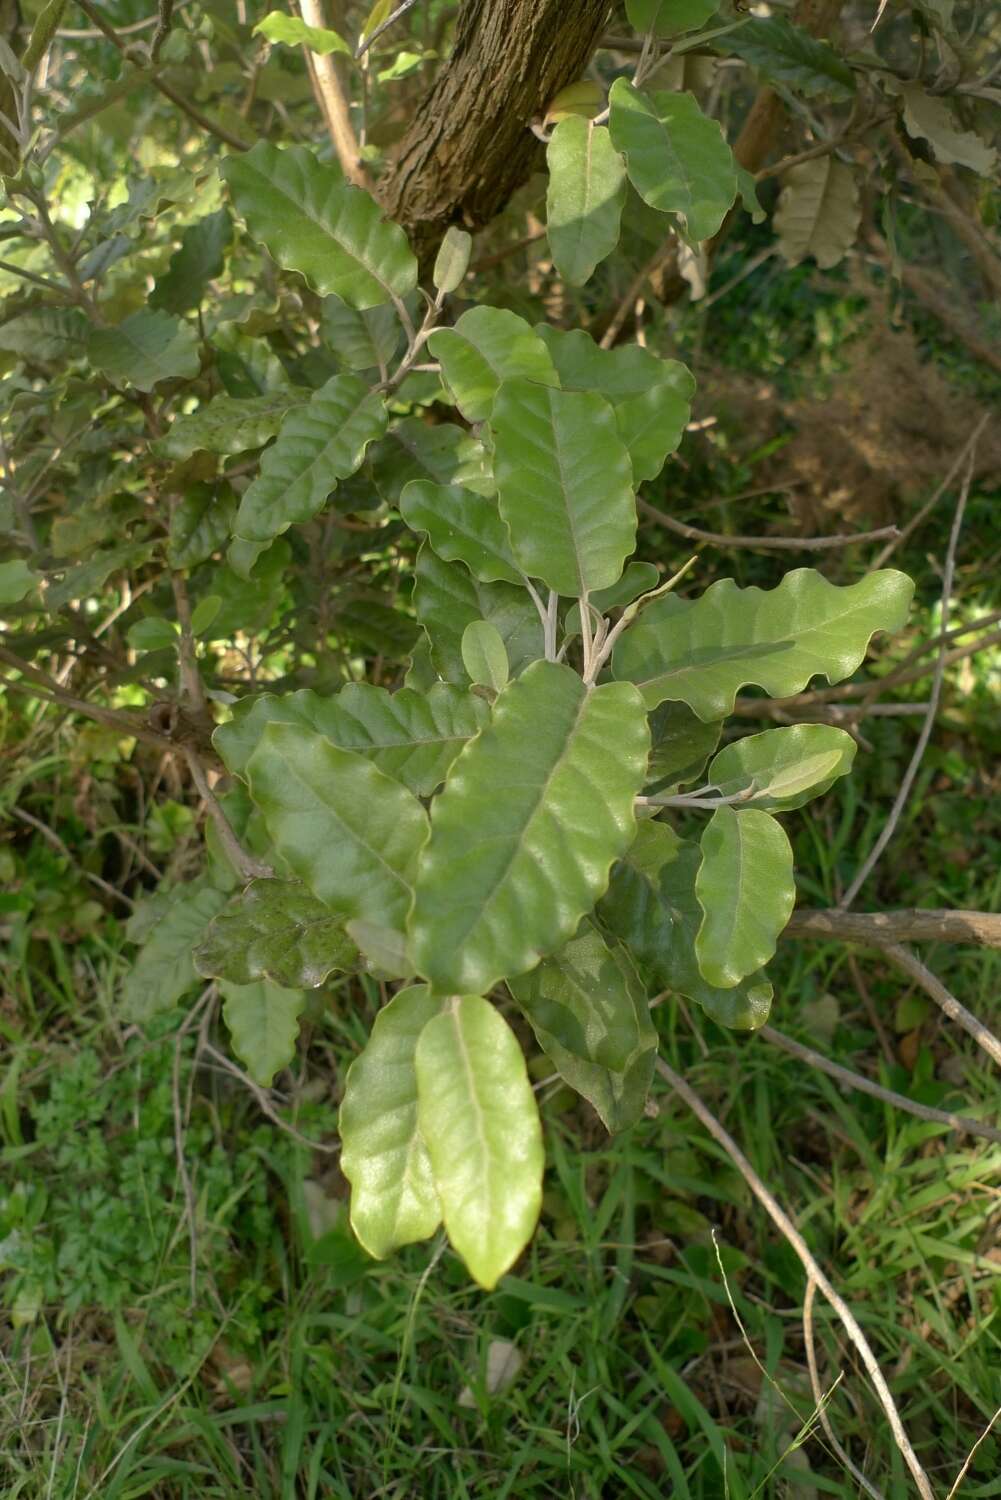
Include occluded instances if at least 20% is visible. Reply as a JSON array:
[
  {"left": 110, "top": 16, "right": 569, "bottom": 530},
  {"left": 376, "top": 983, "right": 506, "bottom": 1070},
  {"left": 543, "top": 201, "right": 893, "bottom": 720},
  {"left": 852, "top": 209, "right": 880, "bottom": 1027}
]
[
  {"left": 638, "top": 498, "right": 900, "bottom": 553},
  {"left": 0, "top": 647, "right": 179, "bottom": 752},
  {"left": 654, "top": 1057, "right": 936, "bottom": 1500},
  {"left": 839, "top": 442, "right": 974, "bottom": 909},
  {"left": 802, "top": 1279, "right": 887, "bottom": 1500},
  {"left": 297, "top": 0, "right": 369, "bottom": 187},
  {"left": 882, "top": 943, "right": 1001, "bottom": 1073},
  {"left": 761, "top": 1025, "right": 1001, "bottom": 1146},
  {"left": 183, "top": 746, "right": 273, "bottom": 884},
  {"left": 782, "top": 907, "right": 1001, "bottom": 950}
]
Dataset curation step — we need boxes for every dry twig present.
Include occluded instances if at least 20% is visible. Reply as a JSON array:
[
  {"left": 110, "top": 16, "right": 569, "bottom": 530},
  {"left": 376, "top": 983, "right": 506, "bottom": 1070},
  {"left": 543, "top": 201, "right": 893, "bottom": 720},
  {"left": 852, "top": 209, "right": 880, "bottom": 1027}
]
[{"left": 639, "top": 497, "right": 899, "bottom": 553}]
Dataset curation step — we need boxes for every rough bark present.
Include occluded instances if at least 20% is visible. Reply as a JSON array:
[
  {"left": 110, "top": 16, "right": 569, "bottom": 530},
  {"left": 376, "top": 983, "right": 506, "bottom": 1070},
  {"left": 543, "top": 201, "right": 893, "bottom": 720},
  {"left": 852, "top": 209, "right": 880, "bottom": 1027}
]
[
  {"left": 379, "top": 0, "right": 609, "bottom": 257},
  {"left": 783, "top": 908, "right": 1001, "bottom": 950}
]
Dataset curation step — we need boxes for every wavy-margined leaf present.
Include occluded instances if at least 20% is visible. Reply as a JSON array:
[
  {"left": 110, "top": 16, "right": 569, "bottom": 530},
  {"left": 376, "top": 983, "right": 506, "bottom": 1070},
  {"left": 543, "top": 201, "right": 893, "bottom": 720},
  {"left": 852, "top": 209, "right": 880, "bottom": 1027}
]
[
  {"left": 121, "top": 877, "right": 230, "bottom": 1022},
  {"left": 88, "top": 310, "right": 200, "bottom": 392},
  {"left": 399, "top": 480, "right": 521, "bottom": 584},
  {"left": 340, "top": 984, "right": 443, "bottom": 1259},
  {"left": 247, "top": 724, "right": 429, "bottom": 934},
  {"left": 168, "top": 483, "right": 236, "bottom": 568},
  {"left": 599, "top": 821, "right": 773, "bottom": 1030},
  {"left": 194, "top": 879, "right": 359, "bottom": 988},
  {"left": 626, "top": 0, "right": 718, "bottom": 35},
  {"left": 370, "top": 417, "right": 494, "bottom": 502},
  {"left": 222, "top": 141, "right": 418, "bottom": 308},
  {"left": 546, "top": 118, "right": 626, "bottom": 286},
  {"left": 156, "top": 391, "right": 303, "bottom": 462},
  {"left": 216, "top": 680, "right": 488, "bottom": 795},
  {"left": 321, "top": 293, "right": 401, "bottom": 371},
  {"left": 234, "top": 375, "right": 387, "bottom": 543},
  {"left": 508, "top": 918, "right": 656, "bottom": 1133},
  {"left": 0, "top": 559, "right": 40, "bottom": 605},
  {"left": 428, "top": 306, "right": 559, "bottom": 424},
  {"left": 774, "top": 159, "right": 860, "bottom": 269},
  {"left": 887, "top": 79, "right": 997, "bottom": 175},
  {"left": 533, "top": 324, "right": 693, "bottom": 481},
  {"left": 413, "top": 546, "right": 543, "bottom": 684},
  {"left": 410, "top": 661, "right": 649, "bottom": 995},
  {"left": 723, "top": 17, "right": 856, "bottom": 100},
  {"left": 220, "top": 979, "right": 306, "bottom": 1086},
  {"left": 646, "top": 701, "right": 722, "bottom": 789},
  {"left": 151, "top": 209, "right": 231, "bottom": 315},
  {"left": 492, "top": 379, "right": 636, "bottom": 597},
  {"left": 707, "top": 724, "right": 856, "bottom": 811},
  {"left": 608, "top": 80, "right": 736, "bottom": 242},
  {"left": 253, "top": 9, "right": 351, "bottom": 54},
  {"left": 415, "top": 996, "right": 543, "bottom": 1289},
  {"left": 695, "top": 807, "right": 794, "bottom": 988},
  {"left": 613, "top": 567, "right": 914, "bottom": 716}
]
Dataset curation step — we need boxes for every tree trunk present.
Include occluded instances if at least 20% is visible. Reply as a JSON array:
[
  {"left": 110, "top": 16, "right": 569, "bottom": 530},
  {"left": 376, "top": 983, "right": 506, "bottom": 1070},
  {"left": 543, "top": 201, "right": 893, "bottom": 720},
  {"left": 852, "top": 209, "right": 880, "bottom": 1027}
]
[{"left": 379, "top": 0, "right": 608, "bottom": 258}]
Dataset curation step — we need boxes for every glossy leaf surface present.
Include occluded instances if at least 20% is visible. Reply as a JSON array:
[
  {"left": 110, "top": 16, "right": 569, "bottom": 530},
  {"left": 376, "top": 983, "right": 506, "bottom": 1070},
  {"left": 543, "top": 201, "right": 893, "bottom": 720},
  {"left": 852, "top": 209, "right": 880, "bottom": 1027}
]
[
  {"left": 509, "top": 918, "right": 656, "bottom": 1133},
  {"left": 413, "top": 546, "right": 543, "bottom": 684},
  {"left": 400, "top": 480, "right": 521, "bottom": 584},
  {"left": 707, "top": 723, "right": 856, "bottom": 811},
  {"left": 88, "top": 310, "right": 200, "bottom": 392},
  {"left": 613, "top": 567, "right": 914, "bottom": 716},
  {"left": 222, "top": 141, "right": 418, "bottom": 307},
  {"left": 340, "top": 984, "right": 443, "bottom": 1259},
  {"left": 247, "top": 724, "right": 429, "bottom": 933},
  {"left": 415, "top": 996, "right": 544, "bottom": 1289},
  {"left": 695, "top": 807, "right": 795, "bottom": 988},
  {"left": 410, "top": 661, "right": 650, "bottom": 994},
  {"left": 428, "top": 306, "right": 558, "bottom": 423},
  {"left": 600, "top": 821, "right": 773, "bottom": 1030},
  {"left": 194, "top": 879, "right": 359, "bottom": 988},
  {"left": 492, "top": 379, "right": 636, "bottom": 597},
  {"left": 234, "top": 374, "right": 387, "bottom": 543}
]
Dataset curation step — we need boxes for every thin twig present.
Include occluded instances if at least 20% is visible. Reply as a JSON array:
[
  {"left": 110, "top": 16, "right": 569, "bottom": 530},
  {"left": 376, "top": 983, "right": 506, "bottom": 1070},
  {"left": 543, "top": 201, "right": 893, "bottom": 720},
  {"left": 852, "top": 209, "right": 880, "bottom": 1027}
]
[
  {"left": 761, "top": 1025, "right": 1001, "bottom": 1146},
  {"left": 840, "top": 444, "right": 975, "bottom": 910},
  {"left": 354, "top": 0, "right": 418, "bottom": 57},
  {"left": 202, "top": 1042, "right": 338, "bottom": 1153},
  {"left": 881, "top": 943, "right": 1001, "bottom": 1072},
  {"left": 183, "top": 746, "right": 272, "bottom": 883},
  {"left": 297, "top": 0, "right": 369, "bottom": 187},
  {"left": 172, "top": 985, "right": 215, "bottom": 1305},
  {"left": 638, "top": 498, "right": 899, "bottom": 553},
  {"left": 170, "top": 568, "right": 209, "bottom": 724},
  {"left": 802, "top": 1278, "right": 887, "bottom": 1500},
  {"left": 869, "top": 414, "right": 991, "bottom": 572},
  {"left": 8, "top": 805, "right": 135, "bottom": 910},
  {"left": 149, "top": 0, "right": 175, "bottom": 62},
  {"left": 945, "top": 1404, "right": 1001, "bottom": 1500},
  {"left": 654, "top": 1056, "right": 936, "bottom": 1500}
]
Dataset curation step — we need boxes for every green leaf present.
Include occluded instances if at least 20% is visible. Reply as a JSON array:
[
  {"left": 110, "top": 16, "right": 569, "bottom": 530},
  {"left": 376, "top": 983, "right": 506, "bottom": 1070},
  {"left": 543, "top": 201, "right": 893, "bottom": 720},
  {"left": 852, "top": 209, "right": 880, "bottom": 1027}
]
[
  {"left": 254, "top": 9, "right": 351, "bottom": 54},
  {"left": 461, "top": 620, "right": 509, "bottom": 691},
  {"left": 695, "top": 806, "right": 794, "bottom": 988},
  {"left": 88, "top": 310, "right": 200, "bottom": 392},
  {"left": 150, "top": 209, "right": 231, "bottom": 315},
  {"left": 122, "top": 877, "right": 230, "bottom": 1021},
  {"left": 409, "top": 661, "right": 649, "bottom": 994},
  {"left": 774, "top": 159, "right": 860, "bottom": 270},
  {"left": 433, "top": 226, "right": 473, "bottom": 295},
  {"left": 415, "top": 996, "right": 544, "bottom": 1289},
  {"left": 194, "top": 879, "right": 359, "bottom": 988},
  {"left": 155, "top": 391, "right": 303, "bottom": 462},
  {"left": 371, "top": 417, "right": 494, "bottom": 501},
  {"left": 626, "top": 0, "right": 718, "bottom": 37},
  {"left": 321, "top": 294, "right": 401, "bottom": 372},
  {"left": 707, "top": 724, "right": 856, "bottom": 811},
  {"left": 508, "top": 918, "right": 656, "bottom": 1133},
  {"left": 599, "top": 821, "right": 772, "bottom": 1030},
  {"left": 190, "top": 595, "right": 222, "bottom": 636},
  {"left": 220, "top": 979, "right": 306, "bottom": 1086},
  {"left": 613, "top": 567, "right": 914, "bottom": 716},
  {"left": 217, "top": 681, "right": 488, "bottom": 794},
  {"left": 533, "top": 324, "right": 693, "bottom": 482},
  {"left": 47, "top": 542, "right": 154, "bottom": 612},
  {"left": 0, "top": 307, "right": 87, "bottom": 361},
  {"left": 413, "top": 545, "right": 543, "bottom": 684},
  {"left": 127, "top": 616, "right": 178, "bottom": 652},
  {"left": 168, "top": 483, "right": 236, "bottom": 568},
  {"left": 222, "top": 142, "right": 418, "bottom": 308},
  {"left": 646, "top": 701, "right": 721, "bottom": 789},
  {"left": 723, "top": 18, "right": 856, "bottom": 101},
  {"left": 609, "top": 80, "right": 736, "bottom": 243},
  {"left": 546, "top": 118, "right": 626, "bottom": 287},
  {"left": 0, "top": 558, "right": 39, "bottom": 604},
  {"left": 736, "top": 164, "right": 766, "bottom": 223},
  {"left": 427, "top": 307, "right": 558, "bottom": 424},
  {"left": 234, "top": 375, "right": 387, "bottom": 543},
  {"left": 399, "top": 480, "right": 521, "bottom": 584},
  {"left": 492, "top": 379, "right": 636, "bottom": 597},
  {"left": 247, "top": 724, "right": 429, "bottom": 934},
  {"left": 340, "top": 984, "right": 443, "bottom": 1259}
]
